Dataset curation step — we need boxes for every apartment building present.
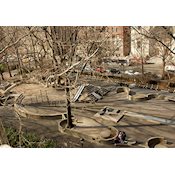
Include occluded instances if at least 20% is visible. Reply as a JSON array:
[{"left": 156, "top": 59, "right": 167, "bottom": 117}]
[
  {"left": 100, "top": 26, "right": 131, "bottom": 57},
  {"left": 131, "top": 26, "right": 175, "bottom": 59}
]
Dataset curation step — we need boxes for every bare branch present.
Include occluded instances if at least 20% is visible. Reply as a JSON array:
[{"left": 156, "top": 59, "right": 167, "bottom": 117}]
[
  {"left": 0, "top": 27, "right": 36, "bottom": 61},
  {"left": 132, "top": 26, "right": 175, "bottom": 55},
  {"left": 161, "top": 26, "right": 175, "bottom": 41}
]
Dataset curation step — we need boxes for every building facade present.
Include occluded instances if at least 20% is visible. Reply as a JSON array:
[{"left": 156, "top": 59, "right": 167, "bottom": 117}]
[
  {"left": 130, "top": 26, "right": 150, "bottom": 59},
  {"left": 131, "top": 26, "right": 175, "bottom": 59},
  {"left": 103, "top": 26, "right": 131, "bottom": 57}
]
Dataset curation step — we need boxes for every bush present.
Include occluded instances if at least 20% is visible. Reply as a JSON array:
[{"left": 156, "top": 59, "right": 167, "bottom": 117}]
[{"left": 5, "top": 127, "right": 57, "bottom": 148}]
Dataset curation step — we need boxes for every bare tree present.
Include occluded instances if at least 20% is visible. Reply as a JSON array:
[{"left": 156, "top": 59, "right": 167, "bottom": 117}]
[
  {"left": 45, "top": 26, "right": 115, "bottom": 128},
  {"left": 132, "top": 26, "right": 175, "bottom": 79}
]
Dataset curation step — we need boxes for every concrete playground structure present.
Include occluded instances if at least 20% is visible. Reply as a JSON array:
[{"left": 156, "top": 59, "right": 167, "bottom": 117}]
[
  {"left": 14, "top": 93, "right": 66, "bottom": 120},
  {"left": 58, "top": 116, "right": 119, "bottom": 145}
]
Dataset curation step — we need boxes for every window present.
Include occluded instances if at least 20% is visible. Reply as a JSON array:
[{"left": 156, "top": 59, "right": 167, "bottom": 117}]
[{"left": 112, "top": 27, "right": 117, "bottom": 32}]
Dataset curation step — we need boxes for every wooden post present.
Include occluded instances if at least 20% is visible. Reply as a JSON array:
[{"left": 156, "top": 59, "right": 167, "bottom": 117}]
[
  {"left": 35, "top": 95, "right": 38, "bottom": 103},
  {"left": 40, "top": 90, "right": 43, "bottom": 103},
  {"left": 65, "top": 78, "right": 74, "bottom": 128},
  {"left": 45, "top": 90, "right": 50, "bottom": 105}
]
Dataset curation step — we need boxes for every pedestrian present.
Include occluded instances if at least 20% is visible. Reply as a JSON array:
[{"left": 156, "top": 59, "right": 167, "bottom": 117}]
[{"left": 115, "top": 131, "right": 126, "bottom": 144}]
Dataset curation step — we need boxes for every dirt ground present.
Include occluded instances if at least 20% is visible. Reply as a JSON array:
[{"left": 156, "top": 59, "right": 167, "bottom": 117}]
[
  {"left": 3, "top": 81, "right": 174, "bottom": 147},
  {"left": 0, "top": 106, "right": 104, "bottom": 148},
  {"left": 13, "top": 83, "right": 66, "bottom": 104},
  {"left": 1, "top": 63, "right": 175, "bottom": 147}
]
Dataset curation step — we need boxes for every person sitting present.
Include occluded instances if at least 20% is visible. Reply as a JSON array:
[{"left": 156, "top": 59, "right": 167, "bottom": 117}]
[{"left": 115, "top": 131, "right": 126, "bottom": 144}]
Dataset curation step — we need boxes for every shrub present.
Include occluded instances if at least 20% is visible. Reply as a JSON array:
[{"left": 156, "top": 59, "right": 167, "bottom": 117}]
[{"left": 5, "top": 127, "right": 57, "bottom": 148}]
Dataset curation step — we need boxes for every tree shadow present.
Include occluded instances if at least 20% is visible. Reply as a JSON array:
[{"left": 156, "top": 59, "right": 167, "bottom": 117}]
[{"left": 116, "top": 123, "right": 175, "bottom": 128}]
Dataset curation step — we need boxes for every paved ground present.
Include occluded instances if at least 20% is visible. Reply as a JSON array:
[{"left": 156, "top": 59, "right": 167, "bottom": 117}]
[
  {"left": 108, "top": 62, "right": 164, "bottom": 76},
  {"left": 73, "top": 88, "right": 175, "bottom": 145}
]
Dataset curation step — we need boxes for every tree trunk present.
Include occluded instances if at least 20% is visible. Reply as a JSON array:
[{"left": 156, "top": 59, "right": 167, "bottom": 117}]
[
  {"left": 6, "top": 61, "right": 12, "bottom": 77},
  {"left": 43, "top": 27, "right": 58, "bottom": 70},
  {"left": 140, "top": 28, "right": 144, "bottom": 77},
  {"left": 162, "top": 59, "right": 166, "bottom": 79},
  {"left": 65, "top": 78, "right": 74, "bottom": 128},
  {"left": 30, "top": 33, "right": 38, "bottom": 69},
  {"left": 50, "top": 27, "right": 59, "bottom": 69},
  {"left": 141, "top": 56, "right": 144, "bottom": 76},
  {"left": 15, "top": 46, "right": 23, "bottom": 77},
  {"left": 0, "top": 72, "right": 4, "bottom": 80}
]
